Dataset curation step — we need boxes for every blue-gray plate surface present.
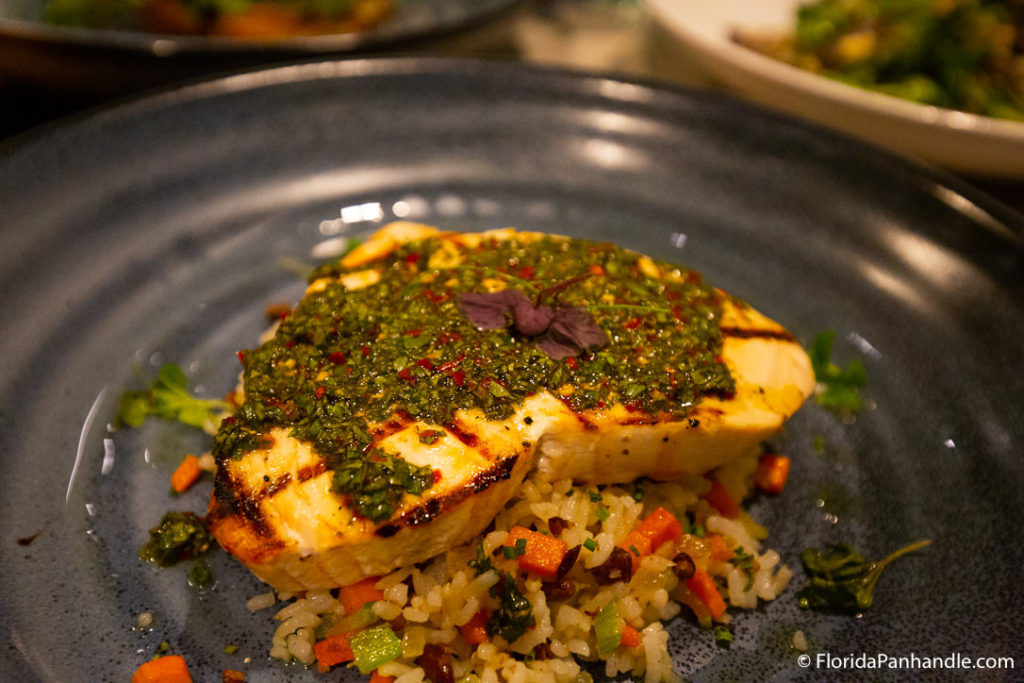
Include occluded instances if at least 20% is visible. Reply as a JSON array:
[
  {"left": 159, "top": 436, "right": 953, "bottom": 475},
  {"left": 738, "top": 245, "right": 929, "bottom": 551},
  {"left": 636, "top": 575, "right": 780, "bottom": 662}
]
[{"left": 2, "top": 58, "right": 1023, "bottom": 681}]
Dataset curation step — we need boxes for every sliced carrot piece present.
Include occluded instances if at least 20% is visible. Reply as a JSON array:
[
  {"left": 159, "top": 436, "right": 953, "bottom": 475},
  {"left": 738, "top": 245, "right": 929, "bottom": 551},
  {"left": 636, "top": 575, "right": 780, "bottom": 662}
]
[
  {"left": 313, "top": 633, "right": 355, "bottom": 670},
  {"left": 338, "top": 576, "right": 384, "bottom": 615},
  {"left": 504, "top": 526, "right": 569, "bottom": 581},
  {"left": 707, "top": 534, "right": 733, "bottom": 563},
  {"left": 620, "top": 624, "right": 641, "bottom": 648},
  {"left": 686, "top": 568, "right": 727, "bottom": 620},
  {"left": 459, "top": 609, "right": 489, "bottom": 645},
  {"left": 369, "top": 671, "right": 395, "bottom": 683},
  {"left": 755, "top": 454, "right": 791, "bottom": 495},
  {"left": 170, "top": 454, "right": 201, "bottom": 493},
  {"left": 131, "top": 654, "right": 193, "bottom": 683},
  {"left": 634, "top": 507, "right": 684, "bottom": 550},
  {"left": 704, "top": 479, "right": 741, "bottom": 518}
]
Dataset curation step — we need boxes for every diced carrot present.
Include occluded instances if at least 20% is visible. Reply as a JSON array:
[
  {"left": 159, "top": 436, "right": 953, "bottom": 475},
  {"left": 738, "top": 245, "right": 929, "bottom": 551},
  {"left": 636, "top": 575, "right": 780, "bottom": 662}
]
[
  {"left": 504, "top": 526, "right": 569, "bottom": 580},
  {"left": 704, "top": 479, "right": 741, "bottom": 518},
  {"left": 339, "top": 576, "right": 384, "bottom": 615},
  {"left": 634, "top": 507, "right": 684, "bottom": 550},
  {"left": 686, "top": 568, "right": 727, "bottom": 620},
  {"left": 313, "top": 633, "right": 355, "bottom": 670},
  {"left": 620, "top": 624, "right": 641, "bottom": 648},
  {"left": 707, "top": 534, "right": 733, "bottom": 563},
  {"left": 755, "top": 454, "right": 791, "bottom": 495},
  {"left": 459, "top": 609, "right": 489, "bottom": 645},
  {"left": 369, "top": 671, "right": 395, "bottom": 683},
  {"left": 131, "top": 654, "right": 193, "bottom": 683},
  {"left": 170, "top": 454, "right": 201, "bottom": 493}
]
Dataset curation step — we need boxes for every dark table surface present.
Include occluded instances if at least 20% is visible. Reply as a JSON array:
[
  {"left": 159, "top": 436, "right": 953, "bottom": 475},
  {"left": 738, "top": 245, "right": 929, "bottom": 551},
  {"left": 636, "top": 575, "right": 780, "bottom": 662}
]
[{"left": 2, "top": 0, "right": 1022, "bottom": 214}]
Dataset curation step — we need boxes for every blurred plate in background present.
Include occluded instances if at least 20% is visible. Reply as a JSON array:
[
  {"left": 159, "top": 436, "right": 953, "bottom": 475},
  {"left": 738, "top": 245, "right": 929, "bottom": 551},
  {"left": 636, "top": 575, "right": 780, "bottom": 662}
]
[
  {"left": 644, "top": 0, "right": 1024, "bottom": 178},
  {"left": 0, "top": 0, "right": 520, "bottom": 96}
]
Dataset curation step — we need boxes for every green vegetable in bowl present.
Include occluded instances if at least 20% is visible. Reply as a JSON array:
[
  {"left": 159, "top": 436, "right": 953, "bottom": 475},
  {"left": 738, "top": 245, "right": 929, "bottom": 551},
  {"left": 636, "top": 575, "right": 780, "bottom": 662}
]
[{"left": 736, "top": 0, "right": 1024, "bottom": 121}]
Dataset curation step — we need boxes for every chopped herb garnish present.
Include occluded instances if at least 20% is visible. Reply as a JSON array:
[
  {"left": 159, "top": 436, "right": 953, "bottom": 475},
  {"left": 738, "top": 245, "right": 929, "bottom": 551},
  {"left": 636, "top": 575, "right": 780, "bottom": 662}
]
[
  {"left": 595, "top": 505, "right": 611, "bottom": 523},
  {"left": 487, "top": 572, "right": 535, "bottom": 643},
  {"left": 809, "top": 330, "right": 867, "bottom": 414},
  {"left": 118, "top": 363, "right": 229, "bottom": 431},
  {"left": 224, "top": 644, "right": 239, "bottom": 655},
  {"left": 732, "top": 547, "right": 755, "bottom": 591},
  {"left": 332, "top": 448, "right": 435, "bottom": 522},
  {"left": 797, "top": 539, "right": 932, "bottom": 611},
  {"left": 418, "top": 429, "right": 445, "bottom": 445},
  {"left": 588, "top": 490, "right": 603, "bottom": 502},
  {"left": 138, "top": 511, "right": 212, "bottom": 567},
  {"left": 583, "top": 538, "right": 598, "bottom": 552},
  {"left": 713, "top": 624, "right": 734, "bottom": 647},
  {"left": 468, "top": 539, "right": 494, "bottom": 576},
  {"left": 502, "top": 537, "right": 528, "bottom": 559}
]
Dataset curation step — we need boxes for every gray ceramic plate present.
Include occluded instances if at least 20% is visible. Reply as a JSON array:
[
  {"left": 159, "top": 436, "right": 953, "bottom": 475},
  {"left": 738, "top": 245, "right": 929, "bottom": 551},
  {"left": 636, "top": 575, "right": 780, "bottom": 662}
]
[{"left": 2, "top": 58, "right": 1022, "bottom": 682}]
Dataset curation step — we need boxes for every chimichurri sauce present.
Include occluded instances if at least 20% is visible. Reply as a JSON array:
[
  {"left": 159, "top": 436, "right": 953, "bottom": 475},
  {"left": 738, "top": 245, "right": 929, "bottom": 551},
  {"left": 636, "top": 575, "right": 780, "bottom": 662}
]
[{"left": 215, "top": 234, "right": 734, "bottom": 522}]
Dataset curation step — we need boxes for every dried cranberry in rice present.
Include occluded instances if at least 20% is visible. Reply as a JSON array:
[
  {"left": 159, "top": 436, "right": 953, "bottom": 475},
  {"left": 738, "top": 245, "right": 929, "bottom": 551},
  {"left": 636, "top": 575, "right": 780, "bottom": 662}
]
[{"left": 417, "top": 643, "right": 455, "bottom": 683}]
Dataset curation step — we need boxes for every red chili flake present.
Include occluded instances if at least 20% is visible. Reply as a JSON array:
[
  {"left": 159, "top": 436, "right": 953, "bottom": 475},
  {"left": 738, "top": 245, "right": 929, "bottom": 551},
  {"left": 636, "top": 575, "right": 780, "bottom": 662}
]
[
  {"left": 564, "top": 357, "right": 578, "bottom": 369},
  {"left": 666, "top": 290, "right": 682, "bottom": 301},
  {"left": 315, "top": 386, "right": 326, "bottom": 399},
  {"left": 328, "top": 351, "right": 347, "bottom": 364},
  {"left": 346, "top": 366, "right": 354, "bottom": 377},
  {"left": 597, "top": 401, "right": 606, "bottom": 408},
  {"left": 624, "top": 401, "right": 641, "bottom": 412},
  {"left": 450, "top": 370, "right": 466, "bottom": 387},
  {"left": 424, "top": 289, "right": 448, "bottom": 303},
  {"left": 361, "top": 345, "right": 371, "bottom": 356},
  {"left": 519, "top": 265, "right": 535, "bottom": 279},
  {"left": 438, "top": 354, "right": 465, "bottom": 373},
  {"left": 589, "top": 264, "right": 605, "bottom": 276},
  {"left": 406, "top": 328, "right": 423, "bottom": 337},
  {"left": 404, "top": 252, "right": 421, "bottom": 265},
  {"left": 686, "top": 271, "right": 702, "bottom": 284},
  {"left": 635, "top": 346, "right": 644, "bottom": 355},
  {"left": 285, "top": 340, "right": 296, "bottom": 349},
  {"left": 397, "top": 367, "right": 416, "bottom": 383},
  {"left": 236, "top": 350, "right": 246, "bottom": 364},
  {"left": 438, "top": 332, "right": 463, "bottom": 345},
  {"left": 672, "top": 305, "right": 685, "bottom": 321},
  {"left": 433, "top": 470, "right": 443, "bottom": 484},
  {"left": 624, "top": 317, "right": 644, "bottom": 330},
  {"left": 416, "top": 358, "right": 434, "bottom": 371}
]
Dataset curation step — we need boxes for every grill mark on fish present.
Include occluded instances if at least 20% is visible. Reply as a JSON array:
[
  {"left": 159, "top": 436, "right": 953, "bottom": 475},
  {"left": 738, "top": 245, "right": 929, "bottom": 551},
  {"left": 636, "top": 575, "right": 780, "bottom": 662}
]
[
  {"left": 388, "top": 455, "right": 520, "bottom": 532},
  {"left": 720, "top": 326, "right": 796, "bottom": 342},
  {"left": 296, "top": 461, "right": 327, "bottom": 483}
]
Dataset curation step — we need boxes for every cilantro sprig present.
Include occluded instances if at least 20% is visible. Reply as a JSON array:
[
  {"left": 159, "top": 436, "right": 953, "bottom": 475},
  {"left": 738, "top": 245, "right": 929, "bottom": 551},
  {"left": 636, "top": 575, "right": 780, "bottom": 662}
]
[
  {"left": 118, "top": 363, "right": 229, "bottom": 432},
  {"left": 809, "top": 330, "right": 867, "bottom": 414}
]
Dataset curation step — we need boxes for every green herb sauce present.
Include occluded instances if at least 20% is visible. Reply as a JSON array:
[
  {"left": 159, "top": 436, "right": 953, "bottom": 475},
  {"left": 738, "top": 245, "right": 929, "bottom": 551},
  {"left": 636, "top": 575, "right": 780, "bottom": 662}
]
[{"left": 216, "top": 234, "right": 735, "bottom": 522}]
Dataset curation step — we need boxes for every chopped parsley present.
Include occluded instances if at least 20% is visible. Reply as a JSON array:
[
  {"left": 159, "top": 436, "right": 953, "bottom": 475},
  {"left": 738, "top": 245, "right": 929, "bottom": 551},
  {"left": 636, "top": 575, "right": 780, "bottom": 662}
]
[{"left": 487, "top": 571, "right": 535, "bottom": 643}]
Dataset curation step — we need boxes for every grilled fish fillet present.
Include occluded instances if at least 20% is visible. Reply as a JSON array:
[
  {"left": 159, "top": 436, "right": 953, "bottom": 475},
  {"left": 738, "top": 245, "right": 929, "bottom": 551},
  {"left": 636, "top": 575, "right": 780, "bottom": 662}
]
[{"left": 208, "top": 223, "right": 814, "bottom": 591}]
